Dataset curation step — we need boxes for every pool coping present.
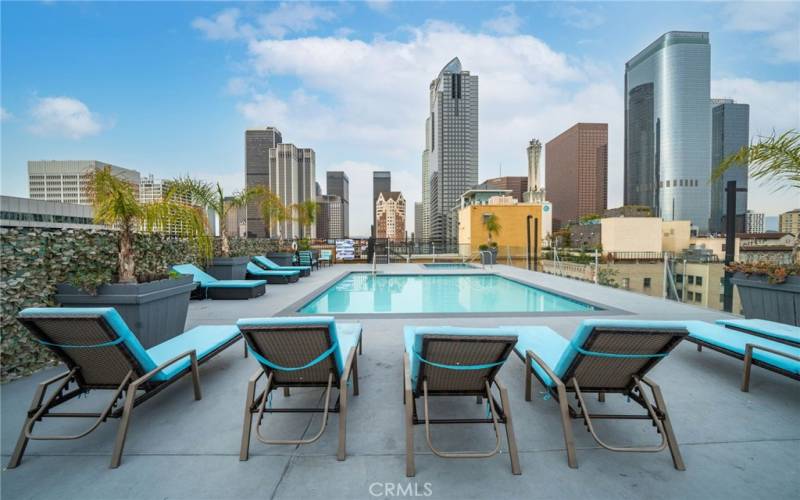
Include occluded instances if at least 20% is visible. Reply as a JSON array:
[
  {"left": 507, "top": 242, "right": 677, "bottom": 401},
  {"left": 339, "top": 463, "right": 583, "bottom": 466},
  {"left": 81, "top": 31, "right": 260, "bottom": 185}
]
[{"left": 277, "top": 270, "right": 631, "bottom": 319}]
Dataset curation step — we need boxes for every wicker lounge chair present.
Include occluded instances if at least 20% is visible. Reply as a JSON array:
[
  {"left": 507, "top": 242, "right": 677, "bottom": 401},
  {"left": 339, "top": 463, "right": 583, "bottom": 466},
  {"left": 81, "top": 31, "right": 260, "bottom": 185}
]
[
  {"left": 172, "top": 264, "right": 266, "bottom": 299},
  {"left": 245, "top": 262, "right": 300, "bottom": 284},
  {"left": 8, "top": 307, "right": 241, "bottom": 469},
  {"left": 685, "top": 320, "right": 800, "bottom": 392},
  {"left": 403, "top": 326, "right": 521, "bottom": 477},
  {"left": 252, "top": 255, "right": 311, "bottom": 277},
  {"left": 237, "top": 316, "right": 362, "bottom": 461},
  {"left": 512, "top": 319, "right": 688, "bottom": 470},
  {"left": 298, "top": 250, "right": 319, "bottom": 270},
  {"left": 715, "top": 318, "right": 800, "bottom": 348}
]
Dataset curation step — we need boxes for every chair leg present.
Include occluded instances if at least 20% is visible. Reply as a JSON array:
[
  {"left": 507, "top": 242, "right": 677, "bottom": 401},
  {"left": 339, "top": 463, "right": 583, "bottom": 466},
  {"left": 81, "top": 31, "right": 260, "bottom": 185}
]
[
  {"left": 190, "top": 351, "right": 202, "bottom": 400},
  {"left": 7, "top": 416, "right": 34, "bottom": 469},
  {"left": 741, "top": 345, "right": 754, "bottom": 392},
  {"left": 110, "top": 387, "right": 138, "bottom": 469},
  {"left": 240, "top": 371, "right": 261, "bottom": 461},
  {"left": 647, "top": 379, "right": 686, "bottom": 471},
  {"left": 524, "top": 353, "right": 533, "bottom": 402},
  {"left": 556, "top": 383, "right": 578, "bottom": 468},
  {"left": 352, "top": 353, "right": 360, "bottom": 397},
  {"left": 498, "top": 380, "right": 522, "bottom": 475},
  {"left": 283, "top": 387, "right": 290, "bottom": 397},
  {"left": 337, "top": 380, "right": 348, "bottom": 461},
  {"left": 598, "top": 392, "right": 605, "bottom": 403},
  {"left": 404, "top": 353, "right": 415, "bottom": 477},
  {"left": 359, "top": 336, "right": 363, "bottom": 355}
]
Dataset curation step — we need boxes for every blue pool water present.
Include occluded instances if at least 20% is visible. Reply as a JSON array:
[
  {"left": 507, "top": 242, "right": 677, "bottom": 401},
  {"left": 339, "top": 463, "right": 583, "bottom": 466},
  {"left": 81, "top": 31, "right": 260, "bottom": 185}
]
[{"left": 298, "top": 273, "right": 599, "bottom": 315}]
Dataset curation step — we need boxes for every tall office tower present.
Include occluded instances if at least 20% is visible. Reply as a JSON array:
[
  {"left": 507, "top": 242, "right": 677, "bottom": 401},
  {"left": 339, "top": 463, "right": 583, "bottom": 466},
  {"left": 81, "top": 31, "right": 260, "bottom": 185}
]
[
  {"left": 709, "top": 99, "right": 750, "bottom": 233},
  {"left": 268, "top": 143, "right": 316, "bottom": 239},
  {"left": 223, "top": 196, "right": 247, "bottom": 238},
  {"left": 523, "top": 139, "right": 545, "bottom": 202},
  {"left": 28, "top": 160, "right": 140, "bottom": 204},
  {"left": 427, "top": 57, "right": 479, "bottom": 243},
  {"left": 744, "top": 210, "right": 765, "bottom": 234},
  {"left": 245, "top": 127, "right": 282, "bottom": 237},
  {"left": 372, "top": 171, "right": 391, "bottom": 236},
  {"left": 483, "top": 176, "right": 528, "bottom": 202},
  {"left": 779, "top": 209, "right": 800, "bottom": 235},
  {"left": 315, "top": 194, "right": 344, "bottom": 240},
  {"left": 414, "top": 201, "right": 423, "bottom": 241},
  {"left": 421, "top": 116, "right": 432, "bottom": 242},
  {"left": 376, "top": 191, "right": 406, "bottom": 241},
  {"left": 624, "top": 31, "right": 711, "bottom": 232},
  {"left": 545, "top": 123, "right": 608, "bottom": 228},
  {"left": 326, "top": 171, "right": 350, "bottom": 236}
]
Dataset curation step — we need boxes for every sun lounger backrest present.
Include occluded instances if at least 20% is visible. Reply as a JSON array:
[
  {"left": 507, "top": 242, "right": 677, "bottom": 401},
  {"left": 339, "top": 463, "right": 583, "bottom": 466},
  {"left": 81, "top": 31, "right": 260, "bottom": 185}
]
[
  {"left": 17, "top": 308, "right": 157, "bottom": 387},
  {"left": 408, "top": 327, "right": 516, "bottom": 394},
  {"left": 253, "top": 256, "right": 279, "bottom": 269},
  {"left": 557, "top": 320, "right": 687, "bottom": 391},
  {"left": 172, "top": 264, "right": 218, "bottom": 287},
  {"left": 237, "top": 317, "right": 343, "bottom": 385}
]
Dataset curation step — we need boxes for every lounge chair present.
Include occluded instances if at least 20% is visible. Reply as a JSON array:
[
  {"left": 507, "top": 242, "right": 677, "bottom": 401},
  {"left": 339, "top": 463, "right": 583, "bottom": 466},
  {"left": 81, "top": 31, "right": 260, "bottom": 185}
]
[
  {"left": 685, "top": 320, "right": 800, "bottom": 392},
  {"left": 319, "top": 249, "right": 333, "bottom": 267},
  {"left": 172, "top": 264, "right": 266, "bottom": 300},
  {"left": 245, "top": 262, "right": 300, "bottom": 284},
  {"left": 512, "top": 319, "right": 688, "bottom": 470},
  {"left": 252, "top": 255, "right": 311, "bottom": 277},
  {"left": 403, "top": 326, "right": 521, "bottom": 477},
  {"left": 298, "top": 250, "right": 319, "bottom": 270},
  {"left": 8, "top": 307, "right": 241, "bottom": 469},
  {"left": 715, "top": 318, "right": 800, "bottom": 347},
  {"left": 237, "top": 316, "right": 362, "bottom": 461}
]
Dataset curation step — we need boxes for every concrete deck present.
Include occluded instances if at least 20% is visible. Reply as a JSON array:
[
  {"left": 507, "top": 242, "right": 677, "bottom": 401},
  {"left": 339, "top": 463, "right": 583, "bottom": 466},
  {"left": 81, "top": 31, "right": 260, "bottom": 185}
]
[{"left": 2, "top": 264, "right": 798, "bottom": 499}]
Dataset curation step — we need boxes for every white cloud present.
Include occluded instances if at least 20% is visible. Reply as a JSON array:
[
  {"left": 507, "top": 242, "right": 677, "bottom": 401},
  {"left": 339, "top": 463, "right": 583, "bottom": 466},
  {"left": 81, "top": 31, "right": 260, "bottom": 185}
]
[
  {"left": 365, "top": 0, "right": 392, "bottom": 13},
  {"left": 192, "top": 3, "right": 335, "bottom": 41},
  {"left": 0, "top": 107, "right": 12, "bottom": 121},
  {"left": 28, "top": 96, "right": 106, "bottom": 139},
  {"left": 482, "top": 4, "right": 523, "bottom": 35},
  {"left": 552, "top": 4, "right": 605, "bottom": 30},
  {"left": 225, "top": 77, "right": 251, "bottom": 96},
  {"left": 723, "top": 2, "right": 800, "bottom": 62}
]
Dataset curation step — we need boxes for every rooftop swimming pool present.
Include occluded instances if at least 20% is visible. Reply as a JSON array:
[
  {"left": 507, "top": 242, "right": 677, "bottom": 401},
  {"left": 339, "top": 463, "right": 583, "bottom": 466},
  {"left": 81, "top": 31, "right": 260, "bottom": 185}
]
[{"left": 297, "top": 272, "right": 601, "bottom": 316}]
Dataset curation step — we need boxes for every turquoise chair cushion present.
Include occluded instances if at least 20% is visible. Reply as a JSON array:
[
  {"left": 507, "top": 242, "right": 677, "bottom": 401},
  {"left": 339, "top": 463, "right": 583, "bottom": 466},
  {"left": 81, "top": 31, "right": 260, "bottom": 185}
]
[
  {"left": 145, "top": 324, "right": 241, "bottom": 380},
  {"left": 512, "top": 326, "right": 569, "bottom": 387},
  {"left": 253, "top": 256, "right": 311, "bottom": 273},
  {"left": 236, "top": 316, "right": 362, "bottom": 376},
  {"left": 685, "top": 321, "right": 800, "bottom": 374},
  {"left": 18, "top": 307, "right": 239, "bottom": 382},
  {"left": 320, "top": 250, "right": 332, "bottom": 260},
  {"left": 246, "top": 262, "right": 300, "bottom": 277},
  {"left": 172, "top": 264, "right": 217, "bottom": 287},
  {"left": 403, "top": 326, "right": 517, "bottom": 388},
  {"left": 512, "top": 319, "right": 688, "bottom": 387},
  {"left": 715, "top": 318, "right": 800, "bottom": 345}
]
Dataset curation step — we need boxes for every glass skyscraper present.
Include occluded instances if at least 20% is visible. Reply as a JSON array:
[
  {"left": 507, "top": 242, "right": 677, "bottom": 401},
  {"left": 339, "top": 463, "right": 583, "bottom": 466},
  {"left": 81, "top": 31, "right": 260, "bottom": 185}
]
[
  {"left": 624, "top": 32, "right": 711, "bottom": 232},
  {"left": 426, "top": 57, "right": 479, "bottom": 243},
  {"left": 710, "top": 99, "right": 749, "bottom": 234}
]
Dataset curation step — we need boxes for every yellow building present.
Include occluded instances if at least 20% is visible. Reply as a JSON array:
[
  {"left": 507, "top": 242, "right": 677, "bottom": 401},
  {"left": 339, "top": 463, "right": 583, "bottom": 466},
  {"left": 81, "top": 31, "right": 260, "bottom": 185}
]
[
  {"left": 600, "top": 217, "right": 691, "bottom": 256},
  {"left": 779, "top": 209, "right": 800, "bottom": 236},
  {"left": 458, "top": 203, "right": 543, "bottom": 257}
]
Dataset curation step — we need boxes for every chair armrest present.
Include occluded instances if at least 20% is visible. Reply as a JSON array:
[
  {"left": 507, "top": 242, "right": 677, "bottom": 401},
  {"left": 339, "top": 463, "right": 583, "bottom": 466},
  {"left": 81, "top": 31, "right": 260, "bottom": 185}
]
[
  {"left": 404, "top": 352, "right": 412, "bottom": 394},
  {"left": 525, "top": 350, "right": 566, "bottom": 389},
  {"left": 341, "top": 346, "right": 357, "bottom": 388},
  {"left": 131, "top": 349, "right": 198, "bottom": 388},
  {"left": 746, "top": 343, "right": 800, "bottom": 362}
]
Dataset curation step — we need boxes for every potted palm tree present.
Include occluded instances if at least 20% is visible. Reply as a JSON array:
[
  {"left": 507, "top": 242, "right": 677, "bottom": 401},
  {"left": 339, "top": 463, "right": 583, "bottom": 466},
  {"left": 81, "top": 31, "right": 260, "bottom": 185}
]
[
  {"left": 713, "top": 129, "right": 800, "bottom": 325},
  {"left": 171, "top": 178, "right": 266, "bottom": 280},
  {"left": 480, "top": 213, "right": 501, "bottom": 265},
  {"left": 293, "top": 200, "right": 318, "bottom": 262},
  {"left": 258, "top": 189, "right": 295, "bottom": 266},
  {"left": 55, "top": 167, "right": 210, "bottom": 347}
]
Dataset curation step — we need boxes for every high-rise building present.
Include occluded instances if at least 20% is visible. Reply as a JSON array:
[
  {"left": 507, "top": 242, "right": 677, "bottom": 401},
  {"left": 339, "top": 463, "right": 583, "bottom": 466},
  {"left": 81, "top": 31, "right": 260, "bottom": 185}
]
[
  {"left": 426, "top": 57, "right": 479, "bottom": 243},
  {"left": 376, "top": 191, "right": 406, "bottom": 241},
  {"left": 523, "top": 139, "right": 545, "bottom": 202},
  {"left": 245, "top": 127, "right": 282, "bottom": 237},
  {"left": 326, "top": 171, "right": 349, "bottom": 236},
  {"left": 545, "top": 123, "right": 608, "bottom": 228},
  {"left": 316, "top": 194, "right": 344, "bottom": 240},
  {"left": 28, "top": 160, "right": 140, "bottom": 205},
  {"left": 421, "top": 151, "right": 431, "bottom": 242},
  {"left": 624, "top": 31, "right": 711, "bottom": 232},
  {"left": 414, "top": 201, "right": 423, "bottom": 241},
  {"left": 710, "top": 99, "right": 749, "bottom": 233},
  {"left": 268, "top": 143, "right": 316, "bottom": 239},
  {"left": 482, "top": 177, "right": 528, "bottom": 202},
  {"left": 223, "top": 196, "right": 247, "bottom": 238},
  {"left": 779, "top": 209, "right": 800, "bottom": 236},
  {"left": 372, "top": 171, "right": 391, "bottom": 236},
  {"left": 744, "top": 210, "right": 765, "bottom": 234}
]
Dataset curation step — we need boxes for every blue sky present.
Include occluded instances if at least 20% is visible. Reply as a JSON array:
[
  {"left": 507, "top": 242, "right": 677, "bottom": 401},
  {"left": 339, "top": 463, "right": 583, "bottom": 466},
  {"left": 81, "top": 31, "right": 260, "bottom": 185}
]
[{"left": 2, "top": 1, "right": 798, "bottom": 235}]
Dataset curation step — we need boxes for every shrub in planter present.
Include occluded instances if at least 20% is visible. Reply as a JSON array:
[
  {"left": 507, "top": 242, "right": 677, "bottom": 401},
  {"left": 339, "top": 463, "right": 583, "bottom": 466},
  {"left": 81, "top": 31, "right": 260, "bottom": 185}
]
[{"left": 727, "top": 262, "right": 800, "bottom": 326}]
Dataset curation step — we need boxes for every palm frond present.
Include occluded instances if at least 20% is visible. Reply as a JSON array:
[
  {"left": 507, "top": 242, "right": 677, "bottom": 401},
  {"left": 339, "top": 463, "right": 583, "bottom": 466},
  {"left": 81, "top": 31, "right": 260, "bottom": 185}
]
[{"left": 712, "top": 129, "right": 800, "bottom": 190}]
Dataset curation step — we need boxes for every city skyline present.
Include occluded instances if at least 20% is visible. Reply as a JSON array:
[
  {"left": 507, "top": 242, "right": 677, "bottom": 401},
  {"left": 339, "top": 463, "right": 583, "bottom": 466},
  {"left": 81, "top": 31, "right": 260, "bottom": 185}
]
[{"left": 2, "top": 2, "right": 798, "bottom": 236}]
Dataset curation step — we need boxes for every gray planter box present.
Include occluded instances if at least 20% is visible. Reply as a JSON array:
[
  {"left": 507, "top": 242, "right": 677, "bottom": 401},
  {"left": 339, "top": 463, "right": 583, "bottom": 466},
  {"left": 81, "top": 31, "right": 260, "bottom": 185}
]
[
  {"left": 266, "top": 252, "right": 294, "bottom": 266},
  {"left": 732, "top": 273, "right": 800, "bottom": 326},
  {"left": 55, "top": 275, "right": 195, "bottom": 348},
  {"left": 206, "top": 256, "right": 249, "bottom": 280},
  {"left": 480, "top": 249, "right": 498, "bottom": 266}
]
